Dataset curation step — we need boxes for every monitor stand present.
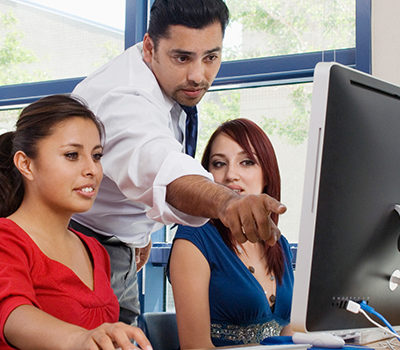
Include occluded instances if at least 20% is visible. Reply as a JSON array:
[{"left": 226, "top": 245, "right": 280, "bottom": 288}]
[{"left": 331, "top": 326, "right": 400, "bottom": 345}]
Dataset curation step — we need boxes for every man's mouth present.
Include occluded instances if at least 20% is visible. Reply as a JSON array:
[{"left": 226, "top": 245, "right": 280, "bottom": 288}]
[{"left": 181, "top": 88, "right": 204, "bottom": 98}]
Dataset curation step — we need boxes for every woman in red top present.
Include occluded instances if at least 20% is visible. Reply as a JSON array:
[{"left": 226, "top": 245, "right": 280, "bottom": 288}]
[{"left": 0, "top": 95, "right": 151, "bottom": 350}]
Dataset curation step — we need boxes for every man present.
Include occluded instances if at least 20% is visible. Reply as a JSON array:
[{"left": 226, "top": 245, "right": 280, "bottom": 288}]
[{"left": 70, "top": 0, "right": 286, "bottom": 325}]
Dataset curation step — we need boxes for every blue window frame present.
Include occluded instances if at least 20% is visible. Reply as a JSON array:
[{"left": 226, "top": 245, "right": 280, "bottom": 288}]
[
  {"left": 0, "top": 0, "right": 372, "bottom": 313},
  {"left": 0, "top": 0, "right": 371, "bottom": 106}
]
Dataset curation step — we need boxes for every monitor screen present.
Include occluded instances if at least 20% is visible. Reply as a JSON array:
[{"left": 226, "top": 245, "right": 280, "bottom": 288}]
[{"left": 291, "top": 62, "right": 400, "bottom": 335}]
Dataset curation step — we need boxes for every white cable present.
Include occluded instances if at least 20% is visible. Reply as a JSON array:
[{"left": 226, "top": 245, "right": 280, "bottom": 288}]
[
  {"left": 359, "top": 309, "right": 400, "bottom": 340},
  {"left": 346, "top": 300, "right": 400, "bottom": 341}
]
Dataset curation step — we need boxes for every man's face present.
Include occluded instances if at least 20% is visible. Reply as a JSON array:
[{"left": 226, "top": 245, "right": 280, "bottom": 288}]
[{"left": 143, "top": 22, "right": 223, "bottom": 106}]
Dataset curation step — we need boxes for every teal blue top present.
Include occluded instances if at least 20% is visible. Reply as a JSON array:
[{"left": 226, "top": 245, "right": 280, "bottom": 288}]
[{"left": 168, "top": 222, "right": 294, "bottom": 346}]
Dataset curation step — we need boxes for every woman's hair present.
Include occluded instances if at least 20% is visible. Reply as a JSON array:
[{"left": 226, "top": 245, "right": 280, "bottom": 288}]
[
  {"left": 202, "top": 118, "right": 285, "bottom": 283},
  {"left": 0, "top": 94, "right": 104, "bottom": 218},
  {"left": 148, "top": 0, "right": 229, "bottom": 48}
]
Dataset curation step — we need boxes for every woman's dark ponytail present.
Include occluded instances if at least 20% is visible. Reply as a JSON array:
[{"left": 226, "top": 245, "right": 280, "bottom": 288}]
[{"left": 0, "top": 132, "right": 24, "bottom": 217}]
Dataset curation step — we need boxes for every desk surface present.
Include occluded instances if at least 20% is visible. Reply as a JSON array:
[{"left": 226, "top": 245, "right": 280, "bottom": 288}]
[
  {"left": 366, "top": 337, "right": 400, "bottom": 349},
  {"left": 193, "top": 346, "right": 307, "bottom": 350},
  {"left": 192, "top": 338, "right": 400, "bottom": 349}
]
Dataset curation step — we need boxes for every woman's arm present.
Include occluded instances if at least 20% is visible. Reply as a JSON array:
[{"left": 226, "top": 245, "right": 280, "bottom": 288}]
[
  {"left": 280, "top": 324, "right": 293, "bottom": 336},
  {"left": 169, "top": 239, "right": 214, "bottom": 349},
  {"left": 4, "top": 305, "right": 151, "bottom": 350}
]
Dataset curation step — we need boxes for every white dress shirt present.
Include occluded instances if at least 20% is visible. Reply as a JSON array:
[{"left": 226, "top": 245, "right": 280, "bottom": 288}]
[{"left": 72, "top": 42, "right": 212, "bottom": 247}]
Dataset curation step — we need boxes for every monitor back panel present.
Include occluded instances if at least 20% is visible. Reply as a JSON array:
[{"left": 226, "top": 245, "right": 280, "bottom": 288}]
[{"left": 292, "top": 62, "right": 400, "bottom": 332}]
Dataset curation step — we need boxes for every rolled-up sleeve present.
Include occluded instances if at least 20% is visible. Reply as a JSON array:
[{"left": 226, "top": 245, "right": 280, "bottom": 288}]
[{"left": 97, "top": 87, "right": 213, "bottom": 227}]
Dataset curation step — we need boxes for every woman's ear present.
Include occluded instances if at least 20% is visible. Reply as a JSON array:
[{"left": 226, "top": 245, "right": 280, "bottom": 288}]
[
  {"left": 142, "top": 33, "right": 155, "bottom": 64},
  {"left": 13, "top": 151, "right": 34, "bottom": 181}
]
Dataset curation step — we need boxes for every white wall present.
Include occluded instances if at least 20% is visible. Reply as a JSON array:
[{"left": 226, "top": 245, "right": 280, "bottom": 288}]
[{"left": 371, "top": 0, "right": 400, "bottom": 85}]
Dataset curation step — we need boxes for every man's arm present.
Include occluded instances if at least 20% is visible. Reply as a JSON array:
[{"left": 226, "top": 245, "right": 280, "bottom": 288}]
[{"left": 166, "top": 175, "right": 286, "bottom": 244}]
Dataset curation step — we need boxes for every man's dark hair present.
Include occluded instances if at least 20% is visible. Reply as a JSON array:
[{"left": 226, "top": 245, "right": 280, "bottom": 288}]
[{"left": 148, "top": 0, "right": 229, "bottom": 48}]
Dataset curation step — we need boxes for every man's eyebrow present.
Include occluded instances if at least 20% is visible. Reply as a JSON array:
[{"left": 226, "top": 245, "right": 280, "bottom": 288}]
[
  {"left": 204, "top": 46, "right": 222, "bottom": 54},
  {"left": 169, "top": 47, "right": 222, "bottom": 56}
]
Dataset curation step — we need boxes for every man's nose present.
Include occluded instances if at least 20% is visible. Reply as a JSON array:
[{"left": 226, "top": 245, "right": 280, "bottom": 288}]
[{"left": 187, "top": 60, "right": 205, "bottom": 85}]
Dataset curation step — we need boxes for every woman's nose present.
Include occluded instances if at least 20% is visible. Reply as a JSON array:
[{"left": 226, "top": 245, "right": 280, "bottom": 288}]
[
  {"left": 225, "top": 164, "right": 240, "bottom": 182},
  {"left": 82, "top": 157, "right": 98, "bottom": 177}
]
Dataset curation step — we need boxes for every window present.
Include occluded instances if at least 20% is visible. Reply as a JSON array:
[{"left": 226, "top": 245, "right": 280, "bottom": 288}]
[
  {"left": 0, "top": 0, "right": 125, "bottom": 86},
  {"left": 0, "top": 107, "right": 20, "bottom": 134},
  {"left": 223, "top": 0, "right": 356, "bottom": 60},
  {"left": 0, "top": 0, "right": 372, "bottom": 313}
]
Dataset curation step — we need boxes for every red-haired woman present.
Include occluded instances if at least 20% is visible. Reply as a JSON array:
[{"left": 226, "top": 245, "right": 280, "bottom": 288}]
[{"left": 168, "top": 118, "right": 294, "bottom": 349}]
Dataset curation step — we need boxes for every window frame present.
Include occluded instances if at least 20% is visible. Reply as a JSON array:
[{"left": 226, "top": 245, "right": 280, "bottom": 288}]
[{"left": 0, "top": 0, "right": 371, "bottom": 106}]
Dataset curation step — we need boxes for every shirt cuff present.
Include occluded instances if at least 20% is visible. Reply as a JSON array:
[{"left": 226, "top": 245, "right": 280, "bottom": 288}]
[{"left": 147, "top": 151, "right": 213, "bottom": 226}]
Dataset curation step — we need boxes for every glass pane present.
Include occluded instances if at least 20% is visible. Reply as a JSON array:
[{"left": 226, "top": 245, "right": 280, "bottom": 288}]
[
  {"left": 165, "top": 281, "right": 175, "bottom": 312},
  {"left": 197, "top": 83, "right": 313, "bottom": 243},
  {"left": 0, "top": 0, "right": 125, "bottom": 85},
  {"left": 0, "top": 108, "right": 20, "bottom": 134},
  {"left": 223, "top": 0, "right": 355, "bottom": 61}
]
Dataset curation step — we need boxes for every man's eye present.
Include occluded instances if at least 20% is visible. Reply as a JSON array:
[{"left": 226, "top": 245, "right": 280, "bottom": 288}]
[
  {"left": 93, "top": 153, "right": 103, "bottom": 161},
  {"left": 176, "top": 56, "right": 189, "bottom": 63},
  {"left": 65, "top": 152, "right": 78, "bottom": 160},
  {"left": 207, "top": 55, "right": 218, "bottom": 62}
]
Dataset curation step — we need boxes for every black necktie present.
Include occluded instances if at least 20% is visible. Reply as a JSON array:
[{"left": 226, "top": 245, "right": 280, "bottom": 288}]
[{"left": 180, "top": 105, "right": 198, "bottom": 158}]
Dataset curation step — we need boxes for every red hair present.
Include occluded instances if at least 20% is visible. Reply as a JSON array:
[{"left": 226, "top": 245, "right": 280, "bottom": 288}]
[{"left": 202, "top": 118, "right": 285, "bottom": 283}]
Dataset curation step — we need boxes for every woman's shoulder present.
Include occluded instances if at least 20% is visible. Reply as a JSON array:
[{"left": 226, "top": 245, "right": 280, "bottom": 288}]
[
  {"left": 278, "top": 234, "right": 291, "bottom": 248},
  {"left": 278, "top": 234, "right": 295, "bottom": 270},
  {"left": 175, "top": 221, "right": 219, "bottom": 241},
  {"left": 0, "top": 217, "right": 19, "bottom": 231},
  {"left": 173, "top": 222, "right": 222, "bottom": 259},
  {"left": 0, "top": 218, "right": 32, "bottom": 245},
  {"left": 0, "top": 218, "right": 40, "bottom": 266}
]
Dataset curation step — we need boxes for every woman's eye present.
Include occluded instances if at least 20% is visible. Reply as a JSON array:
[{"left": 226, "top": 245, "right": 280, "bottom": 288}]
[
  {"left": 65, "top": 152, "right": 78, "bottom": 160},
  {"left": 242, "top": 159, "right": 255, "bottom": 166},
  {"left": 211, "top": 161, "right": 225, "bottom": 168},
  {"left": 93, "top": 153, "right": 103, "bottom": 161}
]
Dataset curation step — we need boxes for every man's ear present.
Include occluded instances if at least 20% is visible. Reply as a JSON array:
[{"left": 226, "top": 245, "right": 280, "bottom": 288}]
[
  {"left": 142, "top": 33, "right": 155, "bottom": 64},
  {"left": 14, "top": 151, "right": 34, "bottom": 181}
]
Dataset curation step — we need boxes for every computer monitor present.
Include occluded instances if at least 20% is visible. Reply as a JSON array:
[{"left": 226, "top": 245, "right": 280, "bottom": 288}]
[{"left": 291, "top": 62, "right": 400, "bottom": 339}]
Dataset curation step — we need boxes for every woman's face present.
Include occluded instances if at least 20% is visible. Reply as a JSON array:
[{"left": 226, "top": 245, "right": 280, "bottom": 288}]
[
  {"left": 27, "top": 117, "right": 103, "bottom": 215},
  {"left": 208, "top": 133, "right": 265, "bottom": 195}
]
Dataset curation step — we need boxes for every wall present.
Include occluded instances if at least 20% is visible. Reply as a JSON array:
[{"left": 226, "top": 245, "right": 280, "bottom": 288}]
[{"left": 371, "top": 0, "right": 400, "bottom": 85}]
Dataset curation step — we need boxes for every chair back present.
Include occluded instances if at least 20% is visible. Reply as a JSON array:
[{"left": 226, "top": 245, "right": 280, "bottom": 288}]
[{"left": 138, "top": 312, "right": 179, "bottom": 350}]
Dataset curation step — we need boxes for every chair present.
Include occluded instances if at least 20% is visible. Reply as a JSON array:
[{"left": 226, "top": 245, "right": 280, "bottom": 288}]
[{"left": 137, "top": 312, "right": 179, "bottom": 350}]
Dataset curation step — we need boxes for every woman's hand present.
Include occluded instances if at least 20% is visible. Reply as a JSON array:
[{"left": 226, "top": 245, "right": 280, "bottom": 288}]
[
  {"left": 5, "top": 305, "right": 152, "bottom": 350},
  {"left": 70, "top": 322, "right": 152, "bottom": 350}
]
